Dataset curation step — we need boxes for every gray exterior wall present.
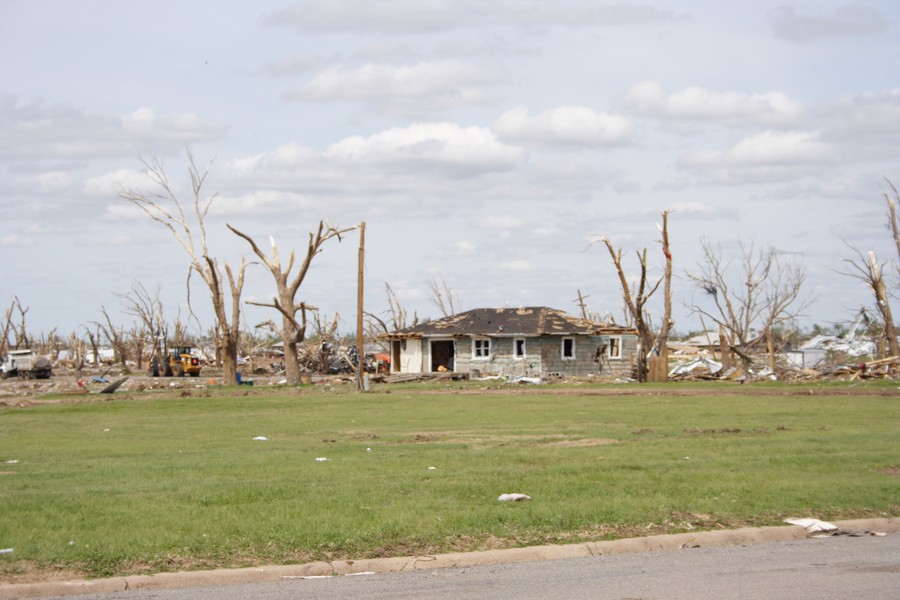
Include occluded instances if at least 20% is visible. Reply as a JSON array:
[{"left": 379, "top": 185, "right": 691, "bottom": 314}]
[{"left": 417, "top": 334, "right": 637, "bottom": 378}]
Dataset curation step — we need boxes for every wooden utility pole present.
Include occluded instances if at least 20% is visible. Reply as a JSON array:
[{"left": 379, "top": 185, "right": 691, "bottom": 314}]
[
  {"left": 575, "top": 289, "right": 590, "bottom": 321},
  {"left": 356, "top": 221, "right": 366, "bottom": 391}
]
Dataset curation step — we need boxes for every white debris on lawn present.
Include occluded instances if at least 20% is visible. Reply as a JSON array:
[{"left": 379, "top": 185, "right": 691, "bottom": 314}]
[
  {"left": 315, "top": 457, "right": 329, "bottom": 462},
  {"left": 669, "top": 357, "right": 723, "bottom": 377},
  {"left": 252, "top": 436, "right": 269, "bottom": 441},
  {"left": 784, "top": 518, "right": 839, "bottom": 533},
  {"left": 498, "top": 493, "right": 531, "bottom": 502}
]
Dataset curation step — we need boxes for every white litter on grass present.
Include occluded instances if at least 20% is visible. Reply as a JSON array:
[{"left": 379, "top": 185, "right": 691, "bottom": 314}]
[
  {"left": 4, "top": 460, "right": 18, "bottom": 464},
  {"left": 427, "top": 466, "right": 436, "bottom": 470},
  {"left": 315, "top": 457, "right": 329, "bottom": 462},
  {"left": 103, "top": 428, "right": 110, "bottom": 432},
  {"left": 498, "top": 493, "right": 531, "bottom": 502},
  {"left": 253, "top": 436, "right": 269, "bottom": 441},
  {"left": 784, "top": 518, "right": 839, "bottom": 533},
  {"left": 0, "top": 549, "right": 13, "bottom": 554},
  {"left": 366, "top": 447, "right": 372, "bottom": 452}
]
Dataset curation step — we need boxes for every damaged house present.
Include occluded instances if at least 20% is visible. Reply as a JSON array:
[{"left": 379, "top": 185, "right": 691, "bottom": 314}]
[{"left": 381, "top": 306, "right": 638, "bottom": 379}]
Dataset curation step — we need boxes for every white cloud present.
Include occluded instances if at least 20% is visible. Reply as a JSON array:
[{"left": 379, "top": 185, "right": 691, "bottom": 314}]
[
  {"left": 493, "top": 106, "right": 635, "bottom": 147},
  {"left": 500, "top": 259, "right": 532, "bottom": 271},
  {"left": 681, "top": 130, "right": 835, "bottom": 183},
  {"left": 100, "top": 204, "right": 148, "bottom": 222},
  {"left": 822, "top": 89, "right": 900, "bottom": 145},
  {"left": 0, "top": 95, "right": 222, "bottom": 160},
  {"left": 622, "top": 81, "right": 803, "bottom": 127},
  {"left": 0, "top": 233, "right": 34, "bottom": 247},
  {"left": 480, "top": 216, "right": 526, "bottom": 230},
  {"left": 668, "top": 202, "right": 740, "bottom": 221},
  {"left": 210, "top": 191, "right": 319, "bottom": 216},
  {"left": 769, "top": 6, "right": 889, "bottom": 44},
  {"left": 262, "top": 53, "right": 323, "bottom": 76},
  {"left": 293, "top": 61, "right": 500, "bottom": 114},
  {"left": 11, "top": 170, "right": 74, "bottom": 194},
  {"left": 83, "top": 169, "right": 154, "bottom": 197},
  {"left": 453, "top": 240, "right": 477, "bottom": 254},
  {"left": 268, "top": 0, "right": 679, "bottom": 34},
  {"left": 323, "top": 122, "right": 524, "bottom": 175},
  {"left": 269, "top": 0, "right": 466, "bottom": 33},
  {"left": 532, "top": 226, "right": 561, "bottom": 238}
]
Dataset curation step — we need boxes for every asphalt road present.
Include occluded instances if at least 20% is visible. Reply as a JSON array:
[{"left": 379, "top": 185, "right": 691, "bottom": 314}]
[{"left": 38, "top": 533, "right": 899, "bottom": 600}]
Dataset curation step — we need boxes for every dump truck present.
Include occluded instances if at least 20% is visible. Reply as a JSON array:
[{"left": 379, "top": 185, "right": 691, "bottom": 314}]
[
  {"left": 148, "top": 346, "right": 202, "bottom": 378},
  {"left": 0, "top": 349, "right": 52, "bottom": 379}
]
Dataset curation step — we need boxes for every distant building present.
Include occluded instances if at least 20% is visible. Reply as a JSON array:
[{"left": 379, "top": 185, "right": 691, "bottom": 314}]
[{"left": 381, "top": 306, "right": 638, "bottom": 378}]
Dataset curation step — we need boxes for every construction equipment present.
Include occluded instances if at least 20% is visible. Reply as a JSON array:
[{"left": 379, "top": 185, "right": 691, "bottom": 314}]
[
  {"left": 0, "top": 349, "right": 52, "bottom": 379},
  {"left": 148, "top": 345, "right": 202, "bottom": 378}
]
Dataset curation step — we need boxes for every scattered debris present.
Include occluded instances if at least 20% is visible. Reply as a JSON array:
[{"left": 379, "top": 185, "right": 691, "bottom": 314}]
[
  {"left": 784, "top": 518, "right": 838, "bottom": 533},
  {"left": 784, "top": 517, "right": 888, "bottom": 538},
  {"left": 669, "top": 357, "right": 722, "bottom": 378},
  {"left": 497, "top": 493, "right": 531, "bottom": 502},
  {"left": 509, "top": 376, "right": 542, "bottom": 385},
  {"left": 98, "top": 377, "right": 128, "bottom": 394}
]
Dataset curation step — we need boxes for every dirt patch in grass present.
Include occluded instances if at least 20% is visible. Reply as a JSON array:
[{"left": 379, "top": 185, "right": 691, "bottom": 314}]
[
  {"left": 542, "top": 438, "right": 618, "bottom": 448},
  {"left": 0, "top": 561, "right": 85, "bottom": 585},
  {"left": 881, "top": 466, "right": 900, "bottom": 476},
  {"left": 391, "top": 432, "right": 619, "bottom": 449}
]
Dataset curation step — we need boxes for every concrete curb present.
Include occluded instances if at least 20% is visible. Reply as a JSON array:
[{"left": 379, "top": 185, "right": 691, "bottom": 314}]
[{"left": 3, "top": 518, "right": 896, "bottom": 598}]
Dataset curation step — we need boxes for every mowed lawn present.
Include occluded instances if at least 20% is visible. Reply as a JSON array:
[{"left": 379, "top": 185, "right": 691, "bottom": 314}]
[{"left": 1, "top": 381, "right": 898, "bottom": 580}]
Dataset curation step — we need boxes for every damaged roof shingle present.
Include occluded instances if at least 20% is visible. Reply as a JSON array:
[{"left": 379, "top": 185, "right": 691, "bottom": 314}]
[{"left": 383, "top": 307, "right": 635, "bottom": 339}]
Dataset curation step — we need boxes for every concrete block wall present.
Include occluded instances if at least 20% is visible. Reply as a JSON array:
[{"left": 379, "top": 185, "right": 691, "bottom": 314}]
[{"left": 440, "top": 334, "right": 635, "bottom": 379}]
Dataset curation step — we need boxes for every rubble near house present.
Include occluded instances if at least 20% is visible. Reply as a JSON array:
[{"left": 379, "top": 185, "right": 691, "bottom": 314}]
[
  {"left": 668, "top": 357, "right": 723, "bottom": 379},
  {"left": 799, "top": 335, "right": 876, "bottom": 358}
]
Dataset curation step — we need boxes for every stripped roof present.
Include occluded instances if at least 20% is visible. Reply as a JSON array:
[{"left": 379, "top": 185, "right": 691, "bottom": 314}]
[{"left": 383, "top": 307, "right": 635, "bottom": 339}]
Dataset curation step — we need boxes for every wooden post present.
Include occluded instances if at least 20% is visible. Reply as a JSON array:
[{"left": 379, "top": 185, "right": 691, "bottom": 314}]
[
  {"left": 356, "top": 222, "right": 366, "bottom": 392},
  {"left": 575, "top": 289, "right": 589, "bottom": 320}
]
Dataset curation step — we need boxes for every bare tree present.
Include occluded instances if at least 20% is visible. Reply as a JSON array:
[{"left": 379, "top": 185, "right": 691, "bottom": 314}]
[
  {"left": 229, "top": 221, "right": 356, "bottom": 385},
  {"left": 364, "top": 281, "right": 421, "bottom": 354},
  {"left": 83, "top": 324, "right": 101, "bottom": 367},
  {"left": 686, "top": 240, "right": 811, "bottom": 367},
  {"left": 600, "top": 211, "right": 673, "bottom": 382},
  {"left": 839, "top": 245, "right": 899, "bottom": 360},
  {"left": 118, "top": 152, "right": 247, "bottom": 384},
  {"left": 370, "top": 282, "right": 418, "bottom": 331},
  {"left": 127, "top": 324, "right": 147, "bottom": 373},
  {"left": 119, "top": 281, "right": 169, "bottom": 369},
  {"left": 4, "top": 296, "right": 30, "bottom": 349},
  {"left": 68, "top": 331, "right": 85, "bottom": 379},
  {"left": 885, "top": 180, "right": 900, "bottom": 273},
  {"left": 428, "top": 274, "right": 460, "bottom": 317},
  {"left": 95, "top": 307, "right": 130, "bottom": 372},
  {"left": 0, "top": 299, "right": 13, "bottom": 358}
]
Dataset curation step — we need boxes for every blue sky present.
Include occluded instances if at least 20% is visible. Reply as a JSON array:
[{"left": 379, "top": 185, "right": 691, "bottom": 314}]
[{"left": 2, "top": 0, "right": 899, "bottom": 337}]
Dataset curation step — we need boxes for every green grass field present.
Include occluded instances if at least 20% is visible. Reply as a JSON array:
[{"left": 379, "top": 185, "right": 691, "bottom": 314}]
[{"left": 1, "top": 380, "right": 898, "bottom": 581}]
